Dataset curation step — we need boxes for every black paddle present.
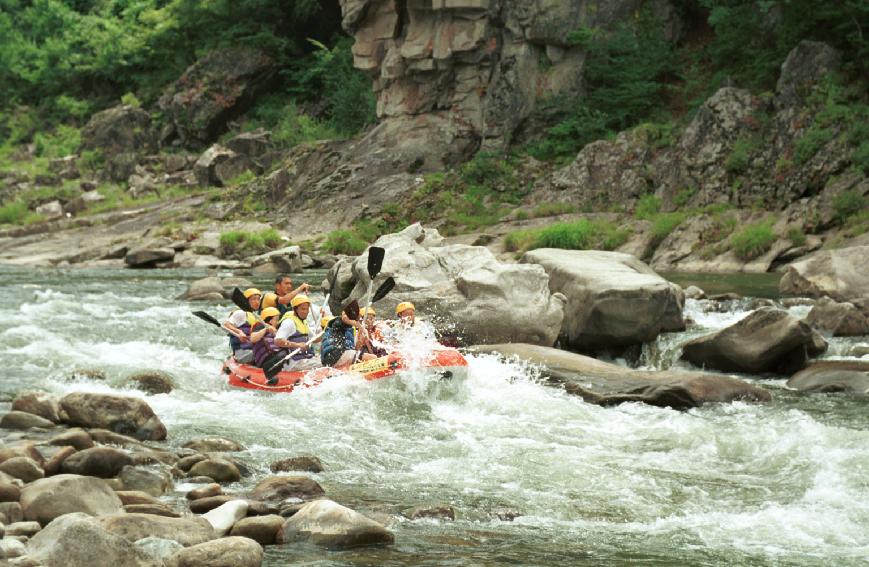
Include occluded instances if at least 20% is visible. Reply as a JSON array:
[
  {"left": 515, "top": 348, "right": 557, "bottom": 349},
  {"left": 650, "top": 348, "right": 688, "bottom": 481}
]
[
  {"left": 371, "top": 276, "right": 395, "bottom": 303},
  {"left": 231, "top": 287, "right": 252, "bottom": 313},
  {"left": 192, "top": 310, "right": 221, "bottom": 327},
  {"left": 367, "top": 246, "right": 385, "bottom": 280}
]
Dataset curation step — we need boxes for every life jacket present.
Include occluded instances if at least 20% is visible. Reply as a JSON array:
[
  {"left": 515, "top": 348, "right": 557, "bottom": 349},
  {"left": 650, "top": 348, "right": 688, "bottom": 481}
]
[
  {"left": 279, "top": 311, "right": 313, "bottom": 360},
  {"left": 320, "top": 318, "right": 355, "bottom": 363},
  {"left": 228, "top": 311, "right": 258, "bottom": 351},
  {"left": 250, "top": 321, "right": 282, "bottom": 367}
]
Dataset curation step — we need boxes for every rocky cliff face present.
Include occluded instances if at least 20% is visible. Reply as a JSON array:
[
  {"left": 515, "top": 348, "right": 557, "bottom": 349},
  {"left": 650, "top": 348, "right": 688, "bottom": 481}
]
[{"left": 339, "top": 0, "right": 679, "bottom": 167}]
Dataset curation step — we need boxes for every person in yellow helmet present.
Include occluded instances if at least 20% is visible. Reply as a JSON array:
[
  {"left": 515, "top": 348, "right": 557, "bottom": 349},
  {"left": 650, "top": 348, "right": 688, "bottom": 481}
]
[
  {"left": 358, "top": 306, "right": 386, "bottom": 356},
  {"left": 274, "top": 294, "right": 320, "bottom": 372},
  {"left": 395, "top": 301, "right": 416, "bottom": 327},
  {"left": 222, "top": 288, "right": 261, "bottom": 364},
  {"left": 249, "top": 306, "right": 283, "bottom": 368}
]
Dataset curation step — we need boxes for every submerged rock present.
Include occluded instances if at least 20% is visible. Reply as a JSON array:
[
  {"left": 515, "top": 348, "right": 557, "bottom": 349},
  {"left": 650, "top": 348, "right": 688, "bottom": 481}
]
[
  {"left": 278, "top": 499, "right": 394, "bottom": 549},
  {"left": 473, "top": 344, "right": 771, "bottom": 409},
  {"left": 521, "top": 249, "right": 685, "bottom": 350},
  {"left": 269, "top": 456, "right": 323, "bottom": 473},
  {"left": 681, "top": 308, "right": 827, "bottom": 375},
  {"left": 403, "top": 504, "right": 456, "bottom": 521},
  {"left": 787, "top": 360, "right": 869, "bottom": 394},
  {"left": 125, "top": 371, "right": 175, "bottom": 395}
]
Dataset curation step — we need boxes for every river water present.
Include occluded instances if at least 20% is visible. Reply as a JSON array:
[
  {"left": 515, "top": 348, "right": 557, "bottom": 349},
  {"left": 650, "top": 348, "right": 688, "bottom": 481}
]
[{"left": 1, "top": 265, "right": 867, "bottom": 566}]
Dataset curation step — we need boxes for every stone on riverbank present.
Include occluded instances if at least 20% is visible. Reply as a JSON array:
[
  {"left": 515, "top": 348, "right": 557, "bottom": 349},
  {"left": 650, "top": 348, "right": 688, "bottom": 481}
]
[
  {"left": 42, "top": 445, "right": 76, "bottom": 476},
  {"left": 27, "top": 512, "right": 159, "bottom": 567},
  {"left": 0, "top": 411, "right": 55, "bottom": 430},
  {"left": 119, "top": 466, "right": 171, "bottom": 496},
  {"left": 164, "top": 536, "right": 263, "bottom": 567},
  {"left": 133, "top": 537, "right": 184, "bottom": 564},
  {"left": 328, "top": 224, "right": 565, "bottom": 346},
  {"left": 229, "top": 515, "right": 284, "bottom": 545},
  {"left": 278, "top": 499, "right": 394, "bottom": 549},
  {"left": 201, "top": 499, "right": 248, "bottom": 536},
  {"left": 787, "top": 360, "right": 869, "bottom": 394},
  {"left": 521, "top": 249, "right": 685, "bottom": 350},
  {"left": 473, "top": 344, "right": 771, "bottom": 409},
  {"left": 250, "top": 476, "right": 325, "bottom": 503},
  {"left": 0, "top": 457, "right": 44, "bottom": 483},
  {"left": 187, "top": 458, "right": 240, "bottom": 484},
  {"left": 20, "top": 475, "right": 123, "bottom": 525},
  {"left": 186, "top": 483, "right": 221, "bottom": 500},
  {"left": 11, "top": 392, "right": 63, "bottom": 423},
  {"left": 189, "top": 495, "right": 235, "bottom": 514},
  {"left": 780, "top": 246, "right": 869, "bottom": 311},
  {"left": 681, "top": 308, "right": 827, "bottom": 375},
  {"left": 60, "top": 392, "right": 167, "bottom": 441},
  {"left": 48, "top": 428, "right": 94, "bottom": 450},
  {"left": 60, "top": 447, "right": 133, "bottom": 478},
  {"left": 94, "top": 513, "right": 215, "bottom": 547}
]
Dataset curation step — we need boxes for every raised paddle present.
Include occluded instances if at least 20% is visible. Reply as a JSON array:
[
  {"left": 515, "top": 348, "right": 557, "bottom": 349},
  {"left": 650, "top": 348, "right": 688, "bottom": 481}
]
[
  {"left": 371, "top": 276, "right": 395, "bottom": 303},
  {"left": 192, "top": 310, "right": 221, "bottom": 327}
]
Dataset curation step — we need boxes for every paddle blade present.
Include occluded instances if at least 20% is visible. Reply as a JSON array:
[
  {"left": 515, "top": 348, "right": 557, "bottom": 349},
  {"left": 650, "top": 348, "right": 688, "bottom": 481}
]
[
  {"left": 344, "top": 299, "right": 360, "bottom": 321},
  {"left": 367, "top": 246, "right": 385, "bottom": 279},
  {"left": 231, "top": 287, "right": 252, "bottom": 312},
  {"left": 192, "top": 311, "right": 221, "bottom": 327},
  {"left": 371, "top": 277, "right": 395, "bottom": 303},
  {"left": 263, "top": 352, "right": 286, "bottom": 381}
]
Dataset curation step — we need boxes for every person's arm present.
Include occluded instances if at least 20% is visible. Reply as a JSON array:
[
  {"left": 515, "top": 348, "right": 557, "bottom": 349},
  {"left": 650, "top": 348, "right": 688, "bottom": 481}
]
[
  {"left": 279, "top": 283, "right": 312, "bottom": 305},
  {"left": 222, "top": 311, "right": 248, "bottom": 341},
  {"left": 249, "top": 323, "right": 274, "bottom": 344}
]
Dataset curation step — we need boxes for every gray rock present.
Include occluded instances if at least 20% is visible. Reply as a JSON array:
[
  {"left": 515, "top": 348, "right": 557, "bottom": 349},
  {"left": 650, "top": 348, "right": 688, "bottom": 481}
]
[
  {"left": 27, "top": 512, "right": 159, "bottom": 567},
  {"left": 805, "top": 297, "right": 869, "bottom": 337},
  {"left": 35, "top": 200, "right": 64, "bottom": 221},
  {"left": 193, "top": 145, "right": 249, "bottom": 188},
  {"left": 681, "top": 308, "right": 827, "bottom": 375},
  {"left": 119, "top": 466, "right": 171, "bottom": 496},
  {"left": 787, "top": 360, "right": 869, "bottom": 394},
  {"left": 187, "top": 459, "right": 240, "bottom": 484},
  {"left": 201, "top": 499, "right": 248, "bottom": 536},
  {"left": 474, "top": 343, "right": 771, "bottom": 409},
  {"left": 11, "top": 392, "right": 63, "bottom": 423},
  {"left": 250, "top": 476, "right": 324, "bottom": 503},
  {"left": 328, "top": 224, "right": 564, "bottom": 346},
  {"left": 521, "top": 249, "right": 685, "bottom": 350},
  {"left": 1, "top": 412, "right": 55, "bottom": 430},
  {"left": 278, "top": 499, "right": 393, "bottom": 549},
  {"left": 776, "top": 41, "right": 841, "bottom": 108},
  {"left": 0, "top": 458, "right": 44, "bottom": 484},
  {"left": 229, "top": 514, "right": 284, "bottom": 545},
  {"left": 5, "top": 521, "right": 41, "bottom": 537},
  {"left": 780, "top": 247, "right": 869, "bottom": 311},
  {"left": 93, "top": 513, "right": 215, "bottom": 547},
  {"left": 60, "top": 392, "right": 167, "bottom": 441},
  {"left": 225, "top": 129, "right": 272, "bottom": 158},
  {"left": 0, "top": 537, "right": 27, "bottom": 559},
  {"left": 164, "top": 536, "right": 263, "bottom": 567},
  {"left": 20, "top": 475, "right": 123, "bottom": 525},
  {"left": 80, "top": 104, "right": 158, "bottom": 182},
  {"left": 248, "top": 246, "right": 302, "bottom": 273},
  {"left": 133, "top": 537, "right": 184, "bottom": 564},
  {"left": 182, "top": 437, "right": 244, "bottom": 453},
  {"left": 0, "top": 502, "right": 23, "bottom": 524},
  {"left": 60, "top": 447, "right": 133, "bottom": 478},
  {"left": 124, "top": 247, "right": 175, "bottom": 268}
]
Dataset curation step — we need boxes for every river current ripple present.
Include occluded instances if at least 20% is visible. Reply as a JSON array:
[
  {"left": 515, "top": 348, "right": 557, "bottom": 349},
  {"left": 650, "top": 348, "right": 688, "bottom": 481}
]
[{"left": 1, "top": 266, "right": 867, "bottom": 566}]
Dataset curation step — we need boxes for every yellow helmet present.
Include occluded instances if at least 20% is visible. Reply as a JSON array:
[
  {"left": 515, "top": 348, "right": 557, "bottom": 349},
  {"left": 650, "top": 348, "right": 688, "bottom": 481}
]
[
  {"left": 243, "top": 288, "right": 262, "bottom": 299},
  {"left": 260, "top": 307, "right": 281, "bottom": 320},
  {"left": 395, "top": 301, "right": 415, "bottom": 314},
  {"left": 261, "top": 292, "right": 278, "bottom": 309},
  {"left": 320, "top": 316, "right": 334, "bottom": 330},
  {"left": 291, "top": 294, "right": 311, "bottom": 308},
  {"left": 360, "top": 306, "right": 376, "bottom": 316}
]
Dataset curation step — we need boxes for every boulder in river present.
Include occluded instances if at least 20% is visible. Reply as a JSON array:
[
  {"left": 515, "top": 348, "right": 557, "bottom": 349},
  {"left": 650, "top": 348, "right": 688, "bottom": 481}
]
[
  {"left": 278, "top": 499, "right": 394, "bottom": 549},
  {"left": 60, "top": 447, "right": 133, "bottom": 478},
  {"left": 60, "top": 392, "right": 167, "bottom": 441},
  {"left": 182, "top": 437, "right": 245, "bottom": 453},
  {"left": 163, "top": 536, "right": 263, "bottom": 567},
  {"left": 327, "top": 224, "right": 565, "bottom": 346},
  {"left": 0, "top": 411, "right": 55, "bottom": 430},
  {"left": 27, "top": 512, "right": 160, "bottom": 567},
  {"left": 779, "top": 246, "right": 869, "bottom": 312},
  {"left": 11, "top": 392, "right": 63, "bottom": 423},
  {"left": 20, "top": 474, "right": 123, "bottom": 525},
  {"left": 94, "top": 513, "right": 215, "bottom": 547},
  {"left": 521, "top": 249, "right": 685, "bottom": 350},
  {"left": 681, "top": 308, "right": 827, "bottom": 375},
  {"left": 187, "top": 458, "right": 240, "bottom": 484},
  {"left": 0, "top": 457, "right": 44, "bottom": 484},
  {"left": 229, "top": 514, "right": 284, "bottom": 545},
  {"left": 787, "top": 360, "right": 869, "bottom": 394},
  {"left": 804, "top": 297, "right": 869, "bottom": 337},
  {"left": 250, "top": 475, "right": 325, "bottom": 503},
  {"left": 119, "top": 466, "right": 171, "bottom": 496},
  {"left": 473, "top": 344, "right": 772, "bottom": 409},
  {"left": 125, "top": 371, "right": 175, "bottom": 395},
  {"left": 269, "top": 456, "right": 323, "bottom": 474}
]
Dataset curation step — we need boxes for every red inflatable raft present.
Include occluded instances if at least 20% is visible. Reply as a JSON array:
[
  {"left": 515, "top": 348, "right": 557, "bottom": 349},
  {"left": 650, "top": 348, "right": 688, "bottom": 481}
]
[{"left": 222, "top": 347, "right": 468, "bottom": 393}]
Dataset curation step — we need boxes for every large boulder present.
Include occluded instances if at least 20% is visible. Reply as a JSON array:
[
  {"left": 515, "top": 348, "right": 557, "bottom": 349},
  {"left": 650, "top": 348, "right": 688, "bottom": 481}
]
[
  {"left": 776, "top": 41, "right": 841, "bottom": 108},
  {"left": 159, "top": 47, "right": 275, "bottom": 147},
  {"left": 164, "top": 536, "right": 263, "bottom": 567},
  {"left": 60, "top": 447, "right": 133, "bottom": 478},
  {"left": 60, "top": 393, "right": 167, "bottom": 441},
  {"left": 125, "top": 247, "right": 176, "bottom": 269},
  {"left": 248, "top": 246, "right": 303, "bottom": 274},
  {"left": 327, "top": 224, "right": 564, "bottom": 346},
  {"left": 79, "top": 105, "right": 158, "bottom": 182},
  {"left": 20, "top": 475, "right": 123, "bottom": 525},
  {"left": 473, "top": 344, "right": 771, "bottom": 409},
  {"left": 787, "top": 360, "right": 869, "bottom": 394},
  {"left": 11, "top": 391, "right": 63, "bottom": 423},
  {"left": 27, "top": 513, "right": 160, "bottom": 567},
  {"left": 779, "top": 247, "right": 869, "bottom": 312},
  {"left": 805, "top": 297, "right": 869, "bottom": 337},
  {"left": 250, "top": 476, "right": 325, "bottom": 503},
  {"left": 193, "top": 144, "right": 251, "bottom": 188},
  {"left": 0, "top": 457, "right": 44, "bottom": 483},
  {"left": 278, "top": 499, "right": 394, "bottom": 549},
  {"left": 94, "top": 513, "right": 215, "bottom": 547},
  {"left": 681, "top": 308, "right": 827, "bottom": 375},
  {"left": 521, "top": 249, "right": 684, "bottom": 350}
]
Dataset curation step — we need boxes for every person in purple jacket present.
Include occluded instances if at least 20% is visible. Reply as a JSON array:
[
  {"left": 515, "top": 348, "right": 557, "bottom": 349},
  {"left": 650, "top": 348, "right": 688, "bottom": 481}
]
[{"left": 249, "top": 307, "right": 284, "bottom": 368}]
